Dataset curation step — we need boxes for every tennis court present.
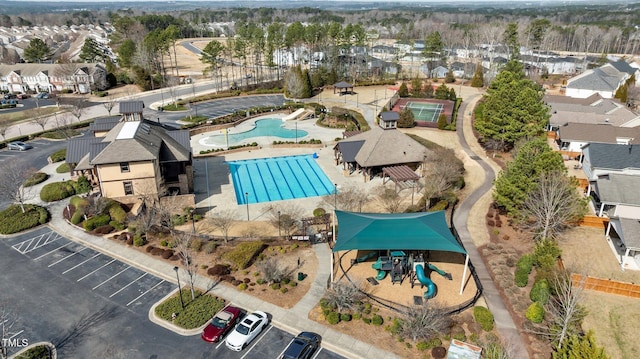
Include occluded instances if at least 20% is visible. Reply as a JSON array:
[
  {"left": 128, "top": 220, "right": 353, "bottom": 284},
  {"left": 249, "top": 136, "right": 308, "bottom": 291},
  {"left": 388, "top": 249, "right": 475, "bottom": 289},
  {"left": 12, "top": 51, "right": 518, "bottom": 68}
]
[{"left": 402, "top": 101, "right": 444, "bottom": 123}]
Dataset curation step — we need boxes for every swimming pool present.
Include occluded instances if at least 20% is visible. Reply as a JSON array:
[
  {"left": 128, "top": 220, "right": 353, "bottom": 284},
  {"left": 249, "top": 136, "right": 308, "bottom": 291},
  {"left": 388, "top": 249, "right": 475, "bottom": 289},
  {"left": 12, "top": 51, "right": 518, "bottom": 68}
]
[
  {"left": 228, "top": 154, "right": 334, "bottom": 204},
  {"left": 201, "top": 118, "right": 309, "bottom": 147}
]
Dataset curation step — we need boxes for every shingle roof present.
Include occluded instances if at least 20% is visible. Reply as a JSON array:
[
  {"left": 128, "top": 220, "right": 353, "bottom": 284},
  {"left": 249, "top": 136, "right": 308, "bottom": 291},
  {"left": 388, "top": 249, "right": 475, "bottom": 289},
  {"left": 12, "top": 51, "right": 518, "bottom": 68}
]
[
  {"left": 609, "top": 60, "right": 636, "bottom": 76},
  {"left": 337, "top": 140, "right": 365, "bottom": 162},
  {"left": 0, "top": 63, "right": 102, "bottom": 77},
  {"left": 557, "top": 123, "right": 640, "bottom": 144},
  {"left": 583, "top": 142, "right": 640, "bottom": 170},
  {"left": 594, "top": 173, "right": 640, "bottom": 205},
  {"left": 613, "top": 217, "right": 640, "bottom": 250},
  {"left": 119, "top": 101, "right": 144, "bottom": 114},
  {"left": 566, "top": 64, "right": 625, "bottom": 92},
  {"left": 547, "top": 96, "right": 639, "bottom": 127},
  {"left": 379, "top": 111, "right": 399, "bottom": 122},
  {"left": 336, "top": 127, "right": 430, "bottom": 168}
]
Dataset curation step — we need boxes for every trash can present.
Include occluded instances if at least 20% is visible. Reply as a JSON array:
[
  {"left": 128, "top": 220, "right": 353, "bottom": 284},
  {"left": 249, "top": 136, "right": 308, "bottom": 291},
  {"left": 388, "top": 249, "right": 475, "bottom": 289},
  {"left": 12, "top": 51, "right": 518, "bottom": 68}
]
[{"left": 298, "top": 272, "right": 304, "bottom": 281}]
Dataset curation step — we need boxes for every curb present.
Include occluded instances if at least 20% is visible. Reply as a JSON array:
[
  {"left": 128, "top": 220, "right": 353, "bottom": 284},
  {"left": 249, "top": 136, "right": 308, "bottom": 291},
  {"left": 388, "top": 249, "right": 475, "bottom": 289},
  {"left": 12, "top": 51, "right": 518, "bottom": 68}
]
[
  {"left": 9, "top": 341, "right": 56, "bottom": 359},
  {"left": 147, "top": 288, "right": 207, "bottom": 337}
]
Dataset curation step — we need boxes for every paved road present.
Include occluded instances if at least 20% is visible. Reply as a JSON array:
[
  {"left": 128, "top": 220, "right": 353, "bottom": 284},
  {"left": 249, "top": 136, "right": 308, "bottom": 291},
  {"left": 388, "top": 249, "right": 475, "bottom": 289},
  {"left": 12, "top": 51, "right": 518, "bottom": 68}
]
[{"left": 0, "top": 227, "right": 345, "bottom": 359}]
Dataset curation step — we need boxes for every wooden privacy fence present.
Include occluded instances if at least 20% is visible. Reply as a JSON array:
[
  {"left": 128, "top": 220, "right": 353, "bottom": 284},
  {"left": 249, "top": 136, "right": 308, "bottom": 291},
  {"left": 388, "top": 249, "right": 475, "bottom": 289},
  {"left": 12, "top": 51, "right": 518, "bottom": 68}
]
[
  {"left": 572, "top": 273, "right": 640, "bottom": 298},
  {"left": 579, "top": 215, "right": 607, "bottom": 229}
]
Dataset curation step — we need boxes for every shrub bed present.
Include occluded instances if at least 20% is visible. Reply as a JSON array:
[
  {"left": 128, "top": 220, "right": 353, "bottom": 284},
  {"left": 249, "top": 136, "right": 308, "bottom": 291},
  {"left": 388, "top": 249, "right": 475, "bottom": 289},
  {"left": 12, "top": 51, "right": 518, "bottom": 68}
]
[
  {"left": 525, "top": 302, "right": 545, "bottom": 323},
  {"left": 15, "top": 344, "right": 52, "bottom": 359},
  {"left": 0, "top": 204, "right": 50, "bottom": 234},
  {"left": 24, "top": 172, "right": 49, "bottom": 187},
  {"left": 514, "top": 266, "right": 529, "bottom": 287},
  {"left": 40, "top": 181, "right": 75, "bottom": 202},
  {"left": 83, "top": 214, "right": 111, "bottom": 231},
  {"left": 56, "top": 163, "right": 70, "bottom": 173},
  {"left": 222, "top": 241, "right": 267, "bottom": 269},
  {"left": 154, "top": 289, "right": 226, "bottom": 329},
  {"left": 50, "top": 148, "right": 67, "bottom": 162},
  {"left": 473, "top": 306, "right": 495, "bottom": 331},
  {"left": 530, "top": 279, "right": 551, "bottom": 305}
]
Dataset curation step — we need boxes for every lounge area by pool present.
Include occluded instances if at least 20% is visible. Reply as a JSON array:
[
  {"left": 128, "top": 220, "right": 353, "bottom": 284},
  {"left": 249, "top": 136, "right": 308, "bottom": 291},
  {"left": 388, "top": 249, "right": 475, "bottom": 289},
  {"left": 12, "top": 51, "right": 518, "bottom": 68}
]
[{"left": 228, "top": 154, "right": 335, "bottom": 204}]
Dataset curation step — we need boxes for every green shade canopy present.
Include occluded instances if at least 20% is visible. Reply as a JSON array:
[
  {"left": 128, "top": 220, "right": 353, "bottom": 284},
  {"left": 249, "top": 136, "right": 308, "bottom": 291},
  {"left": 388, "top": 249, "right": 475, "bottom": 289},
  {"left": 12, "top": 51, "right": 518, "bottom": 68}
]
[{"left": 332, "top": 210, "right": 466, "bottom": 254}]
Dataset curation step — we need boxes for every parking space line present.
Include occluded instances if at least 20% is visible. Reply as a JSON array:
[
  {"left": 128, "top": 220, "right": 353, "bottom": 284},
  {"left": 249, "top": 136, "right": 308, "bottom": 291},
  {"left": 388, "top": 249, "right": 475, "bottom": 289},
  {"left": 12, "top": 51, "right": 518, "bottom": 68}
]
[
  {"left": 216, "top": 338, "right": 226, "bottom": 350},
  {"left": 62, "top": 253, "right": 101, "bottom": 274},
  {"left": 33, "top": 241, "right": 72, "bottom": 261},
  {"left": 8, "top": 330, "right": 24, "bottom": 340},
  {"left": 241, "top": 325, "right": 272, "bottom": 359},
  {"left": 12, "top": 231, "right": 59, "bottom": 254},
  {"left": 77, "top": 259, "right": 116, "bottom": 282},
  {"left": 126, "top": 280, "right": 165, "bottom": 306},
  {"left": 311, "top": 347, "right": 323, "bottom": 359},
  {"left": 48, "top": 247, "right": 88, "bottom": 267},
  {"left": 276, "top": 338, "right": 295, "bottom": 359},
  {"left": 93, "top": 265, "right": 131, "bottom": 290},
  {"left": 109, "top": 273, "right": 147, "bottom": 298}
]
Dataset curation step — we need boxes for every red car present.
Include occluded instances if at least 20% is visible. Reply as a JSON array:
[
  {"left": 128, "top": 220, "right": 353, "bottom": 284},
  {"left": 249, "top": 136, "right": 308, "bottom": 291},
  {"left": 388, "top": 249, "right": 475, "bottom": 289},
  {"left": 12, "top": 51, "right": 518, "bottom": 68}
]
[{"left": 201, "top": 305, "right": 242, "bottom": 343}]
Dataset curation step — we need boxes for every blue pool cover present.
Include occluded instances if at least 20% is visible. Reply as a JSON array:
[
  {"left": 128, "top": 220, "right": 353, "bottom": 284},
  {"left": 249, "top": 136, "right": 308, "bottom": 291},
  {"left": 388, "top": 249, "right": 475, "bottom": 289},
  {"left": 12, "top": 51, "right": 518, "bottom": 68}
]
[{"left": 228, "top": 155, "right": 335, "bottom": 204}]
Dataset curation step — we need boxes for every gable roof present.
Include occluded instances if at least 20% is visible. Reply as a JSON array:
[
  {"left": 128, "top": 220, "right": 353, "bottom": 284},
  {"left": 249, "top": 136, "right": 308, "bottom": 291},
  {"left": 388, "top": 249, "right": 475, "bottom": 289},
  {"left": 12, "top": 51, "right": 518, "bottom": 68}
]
[
  {"left": 583, "top": 142, "right": 640, "bottom": 170},
  {"left": 567, "top": 64, "right": 625, "bottom": 92},
  {"left": 379, "top": 111, "right": 399, "bottom": 123},
  {"left": 119, "top": 101, "right": 144, "bottom": 114},
  {"left": 336, "top": 127, "right": 429, "bottom": 167},
  {"left": 89, "top": 116, "right": 121, "bottom": 133},
  {"left": 546, "top": 96, "right": 639, "bottom": 127},
  {"left": 609, "top": 60, "right": 637, "bottom": 76},
  {"left": 594, "top": 173, "right": 640, "bottom": 205},
  {"left": 609, "top": 217, "right": 640, "bottom": 251},
  {"left": 557, "top": 123, "right": 640, "bottom": 145},
  {"left": 333, "top": 211, "right": 465, "bottom": 254}
]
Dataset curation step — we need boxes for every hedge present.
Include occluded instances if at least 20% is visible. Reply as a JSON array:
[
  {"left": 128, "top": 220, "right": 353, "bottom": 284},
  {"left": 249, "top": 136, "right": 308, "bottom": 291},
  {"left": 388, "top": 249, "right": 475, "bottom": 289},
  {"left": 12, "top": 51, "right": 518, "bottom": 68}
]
[
  {"left": 473, "top": 306, "right": 495, "bottom": 331},
  {"left": 326, "top": 312, "right": 340, "bottom": 325},
  {"left": 70, "top": 211, "right": 84, "bottom": 225},
  {"left": 40, "top": 181, "right": 75, "bottom": 202},
  {"left": 50, "top": 148, "right": 67, "bottom": 162},
  {"left": 525, "top": 302, "right": 545, "bottom": 323},
  {"left": 222, "top": 241, "right": 267, "bottom": 270},
  {"left": 154, "top": 289, "right": 226, "bottom": 329},
  {"left": 530, "top": 279, "right": 551, "bottom": 305},
  {"left": 0, "top": 204, "right": 50, "bottom": 234},
  {"left": 24, "top": 172, "right": 49, "bottom": 187},
  {"left": 83, "top": 214, "right": 111, "bottom": 231}
]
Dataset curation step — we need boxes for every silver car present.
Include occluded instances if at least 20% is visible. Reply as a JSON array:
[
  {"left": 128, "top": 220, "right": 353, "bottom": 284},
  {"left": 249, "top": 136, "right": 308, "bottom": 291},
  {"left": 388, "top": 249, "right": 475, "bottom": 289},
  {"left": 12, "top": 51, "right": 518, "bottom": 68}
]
[{"left": 7, "top": 141, "right": 33, "bottom": 151}]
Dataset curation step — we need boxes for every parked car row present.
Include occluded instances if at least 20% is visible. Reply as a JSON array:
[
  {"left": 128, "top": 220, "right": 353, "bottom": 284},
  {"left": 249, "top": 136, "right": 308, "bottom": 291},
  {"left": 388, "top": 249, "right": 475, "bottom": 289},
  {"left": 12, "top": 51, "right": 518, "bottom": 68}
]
[
  {"left": 2, "top": 92, "right": 52, "bottom": 100},
  {"left": 201, "top": 306, "right": 320, "bottom": 358}
]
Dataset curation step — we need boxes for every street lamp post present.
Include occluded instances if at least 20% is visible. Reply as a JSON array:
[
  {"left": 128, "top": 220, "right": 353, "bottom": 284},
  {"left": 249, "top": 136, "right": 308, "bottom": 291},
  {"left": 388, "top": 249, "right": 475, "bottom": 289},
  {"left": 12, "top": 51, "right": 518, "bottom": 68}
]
[
  {"left": 173, "top": 266, "right": 185, "bottom": 309},
  {"left": 245, "top": 192, "right": 250, "bottom": 221},
  {"left": 295, "top": 121, "right": 298, "bottom": 144},
  {"left": 189, "top": 208, "right": 196, "bottom": 234},
  {"left": 278, "top": 211, "right": 281, "bottom": 237}
]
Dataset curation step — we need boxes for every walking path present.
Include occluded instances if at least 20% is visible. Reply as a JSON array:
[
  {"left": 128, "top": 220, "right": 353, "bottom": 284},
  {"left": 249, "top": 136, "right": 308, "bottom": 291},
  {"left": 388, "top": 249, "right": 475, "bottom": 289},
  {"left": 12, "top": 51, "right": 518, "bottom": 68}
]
[{"left": 452, "top": 95, "right": 530, "bottom": 358}]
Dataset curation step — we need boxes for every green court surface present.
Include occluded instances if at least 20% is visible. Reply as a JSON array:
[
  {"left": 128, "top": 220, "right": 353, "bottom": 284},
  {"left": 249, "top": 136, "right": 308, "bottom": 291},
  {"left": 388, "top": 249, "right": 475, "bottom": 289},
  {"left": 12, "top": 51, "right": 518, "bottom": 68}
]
[{"left": 404, "top": 102, "right": 443, "bottom": 122}]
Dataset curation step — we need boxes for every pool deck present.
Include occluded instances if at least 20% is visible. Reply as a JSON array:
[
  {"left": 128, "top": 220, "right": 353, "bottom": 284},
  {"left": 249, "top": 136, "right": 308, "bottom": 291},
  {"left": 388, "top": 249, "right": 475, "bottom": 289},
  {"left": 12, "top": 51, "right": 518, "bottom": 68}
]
[{"left": 191, "top": 114, "right": 390, "bottom": 217}]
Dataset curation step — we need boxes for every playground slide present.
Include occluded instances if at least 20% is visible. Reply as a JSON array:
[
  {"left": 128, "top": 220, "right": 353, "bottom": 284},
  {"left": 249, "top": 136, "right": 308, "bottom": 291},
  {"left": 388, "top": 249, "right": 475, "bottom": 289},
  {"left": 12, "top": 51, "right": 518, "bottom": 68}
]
[
  {"left": 415, "top": 264, "right": 437, "bottom": 299},
  {"left": 372, "top": 258, "right": 388, "bottom": 280},
  {"left": 356, "top": 251, "right": 378, "bottom": 264},
  {"left": 427, "top": 263, "right": 453, "bottom": 281}
]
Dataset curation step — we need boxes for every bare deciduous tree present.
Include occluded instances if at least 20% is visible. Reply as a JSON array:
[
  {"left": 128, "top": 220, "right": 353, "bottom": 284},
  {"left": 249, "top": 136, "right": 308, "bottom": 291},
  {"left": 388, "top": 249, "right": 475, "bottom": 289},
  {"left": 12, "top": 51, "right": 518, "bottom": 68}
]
[
  {"left": 421, "top": 147, "right": 464, "bottom": 210},
  {"left": 256, "top": 257, "right": 292, "bottom": 284},
  {"left": 400, "top": 301, "right": 451, "bottom": 342},
  {"left": 268, "top": 204, "right": 303, "bottom": 238},
  {"left": 30, "top": 108, "right": 49, "bottom": 132},
  {"left": 521, "top": 171, "right": 587, "bottom": 240},
  {"left": 0, "top": 160, "right": 35, "bottom": 213},
  {"left": 322, "top": 280, "right": 365, "bottom": 313},
  {"left": 320, "top": 185, "right": 370, "bottom": 212},
  {"left": 69, "top": 99, "right": 86, "bottom": 124},
  {"left": 0, "top": 121, "right": 9, "bottom": 140},
  {"left": 173, "top": 231, "right": 198, "bottom": 300},
  {"left": 102, "top": 96, "right": 116, "bottom": 116},
  {"left": 208, "top": 209, "right": 237, "bottom": 243},
  {"left": 375, "top": 185, "right": 404, "bottom": 213},
  {"left": 547, "top": 269, "right": 587, "bottom": 350}
]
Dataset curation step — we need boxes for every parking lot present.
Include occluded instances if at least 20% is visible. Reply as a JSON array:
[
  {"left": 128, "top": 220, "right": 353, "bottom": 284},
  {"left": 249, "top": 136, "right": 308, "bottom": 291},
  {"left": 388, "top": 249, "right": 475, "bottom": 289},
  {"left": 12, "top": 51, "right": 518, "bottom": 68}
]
[{"left": 0, "top": 227, "right": 346, "bottom": 358}]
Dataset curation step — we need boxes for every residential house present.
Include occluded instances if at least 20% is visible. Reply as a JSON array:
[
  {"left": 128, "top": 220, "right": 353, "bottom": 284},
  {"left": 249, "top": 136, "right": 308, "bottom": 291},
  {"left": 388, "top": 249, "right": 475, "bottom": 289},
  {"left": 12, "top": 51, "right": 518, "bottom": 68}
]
[
  {"left": 450, "top": 62, "right": 480, "bottom": 79},
  {"left": 609, "top": 59, "right": 640, "bottom": 86},
  {"left": 430, "top": 66, "right": 449, "bottom": 79},
  {"left": 0, "top": 63, "right": 108, "bottom": 94},
  {"left": 545, "top": 93, "right": 640, "bottom": 130},
  {"left": 66, "top": 101, "right": 193, "bottom": 205},
  {"left": 590, "top": 173, "right": 640, "bottom": 270},
  {"left": 581, "top": 143, "right": 640, "bottom": 198},
  {"left": 556, "top": 123, "right": 640, "bottom": 152},
  {"left": 565, "top": 63, "right": 629, "bottom": 99}
]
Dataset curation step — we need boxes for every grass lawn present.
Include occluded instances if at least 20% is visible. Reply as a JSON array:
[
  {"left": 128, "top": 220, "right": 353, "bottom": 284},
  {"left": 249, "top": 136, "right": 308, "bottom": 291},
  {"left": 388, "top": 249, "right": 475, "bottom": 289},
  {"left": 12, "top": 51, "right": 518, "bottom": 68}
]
[
  {"left": 3, "top": 107, "right": 62, "bottom": 123},
  {"left": 154, "top": 289, "right": 226, "bottom": 329}
]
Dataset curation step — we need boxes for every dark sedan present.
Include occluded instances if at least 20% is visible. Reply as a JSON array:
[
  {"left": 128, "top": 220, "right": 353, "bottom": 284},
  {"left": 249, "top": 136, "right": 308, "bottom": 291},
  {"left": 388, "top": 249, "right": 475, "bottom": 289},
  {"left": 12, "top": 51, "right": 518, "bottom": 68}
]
[
  {"left": 201, "top": 305, "right": 242, "bottom": 343},
  {"left": 280, "top": 332, "right": 321, "bottom": 359}
]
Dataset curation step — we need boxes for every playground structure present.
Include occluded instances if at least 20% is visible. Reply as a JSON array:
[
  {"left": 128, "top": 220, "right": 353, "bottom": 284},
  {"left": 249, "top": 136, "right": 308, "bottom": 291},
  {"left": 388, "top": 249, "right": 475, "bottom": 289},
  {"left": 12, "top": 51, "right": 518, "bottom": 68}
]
[{"left": 370, "top": 251, "right": 453, "bottom": 299}]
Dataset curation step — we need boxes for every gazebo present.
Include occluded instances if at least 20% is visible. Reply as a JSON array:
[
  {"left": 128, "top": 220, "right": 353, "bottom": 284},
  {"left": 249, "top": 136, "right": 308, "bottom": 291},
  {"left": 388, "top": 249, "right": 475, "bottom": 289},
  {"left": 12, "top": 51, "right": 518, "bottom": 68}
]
[
  {"left": 333, "top": 81, "right": 354, "bottom": 96},
  {"left": 332, "top": 211, "right": 470, "bottom": 295}
]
